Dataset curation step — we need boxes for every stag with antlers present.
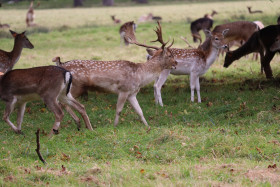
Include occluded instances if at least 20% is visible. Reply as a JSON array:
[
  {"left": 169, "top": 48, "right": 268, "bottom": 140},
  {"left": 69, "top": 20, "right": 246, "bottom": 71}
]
[{"left": 53, "top": 22, "right": 177, "bottom": 131}]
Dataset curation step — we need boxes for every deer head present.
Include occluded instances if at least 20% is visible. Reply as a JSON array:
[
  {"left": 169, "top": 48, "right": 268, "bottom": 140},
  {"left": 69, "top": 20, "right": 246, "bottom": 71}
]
[
  {"left": 204, "top": 29, "right": 229, "bottom": 49},
  {"left": 128, "top": 21, "right": 177, "bottom": 69},
  {"left": 10, "top": 30, "right": 34, "bottom": 49}
]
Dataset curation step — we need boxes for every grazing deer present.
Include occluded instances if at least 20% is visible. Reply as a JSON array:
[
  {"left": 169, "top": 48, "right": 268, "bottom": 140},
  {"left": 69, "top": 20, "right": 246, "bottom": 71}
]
[
  {"left": 147, "top": 29, "right": 228, "bottom": 105},
  {"left": 0, "top": 30, "right": 34, "bottom": 74},
  {"left": 224, "top": 25, "right": 280, "bottom": 79},
  {"left": 111, "top": 15, "right": 121, "bottom": 24},
  {"left": 0, "top": 66, "right": 93, "bottom": 135},
  {"left": 26, "top": 1, "right": 39, "bottom": 27},
  {"left": 53, "top": 22, "right": 177, "bottom": 130},
  {"left": 247, "top": 6, "right": 263, "bottom": 14},
  {"left": 119, "top": 21, "right": 137, "bottom": 46}
]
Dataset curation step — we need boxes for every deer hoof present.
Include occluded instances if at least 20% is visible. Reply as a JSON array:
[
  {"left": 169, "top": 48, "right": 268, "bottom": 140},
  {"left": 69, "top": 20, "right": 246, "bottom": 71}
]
[
  {"left": 146, "top": 126, "right": 151, "bottom": 133},
  {"left": 53, "top": 129, "right": 59, "bottom": 135},
  {"left": 16, "top": 130, "right": 24, "bottom": 135}
]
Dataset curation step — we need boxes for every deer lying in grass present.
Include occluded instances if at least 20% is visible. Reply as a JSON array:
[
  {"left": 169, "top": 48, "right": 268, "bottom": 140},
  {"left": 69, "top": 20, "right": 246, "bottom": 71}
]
[
  {"left": 0, "top": 30, "right": 34, "bottom": 73},
  {"left": 111, "top": 15, "right": 121, "bottom": 24},
  {"left": 53, "top": 22, "right": 177, "bottom": 130},
  {"left": 0, "top": 66, "right": 93, "bottom": 135},
  {"left": 119, "top": 21, "right": 137, "bottom": 46},
  {"left": 224, "top": 25, "right": 280, "bottom": 79},
  {"left": 146, "top": 29, "right": 228, "bottom": 105},
  {"left": 247, "top": 6, "right": 263, "bottom": 14}
]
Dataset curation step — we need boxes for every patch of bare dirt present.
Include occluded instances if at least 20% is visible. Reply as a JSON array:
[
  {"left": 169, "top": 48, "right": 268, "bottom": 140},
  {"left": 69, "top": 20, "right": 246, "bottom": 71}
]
[{"left": 245, "top": 167, "right": 280, "bottom": 184}]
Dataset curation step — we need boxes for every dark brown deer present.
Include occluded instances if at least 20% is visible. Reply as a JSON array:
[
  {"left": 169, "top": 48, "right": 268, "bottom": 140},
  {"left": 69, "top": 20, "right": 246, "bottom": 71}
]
[
  {"left": 119, "top": 21, "right": 137, "bottom": 46},
  {"left": 0, "top": 66, "right": 93, "bottom": 135},
  {"left": 0, "top": 30, "right": 34, "bottom": 73},
  {"left": 53, "top": 22, "right": 177, "bottom": 131},
  {"left": 111, "top": 15, "right": 121, "bottom": 24},
  {"left": 270, "top": 35, "right": 280, "bottom": 52},
  {"left": 224, "top": 25, "right": 280, "bottom": 79},
  {"left": 204, "top": 10, "right": 218, "bottom": 19},
  {"left": 247, "top": 6, "right": 263, "bottom": 14},
  {"left": 190, "top": 17, "right": 213, "bottom": 43}
]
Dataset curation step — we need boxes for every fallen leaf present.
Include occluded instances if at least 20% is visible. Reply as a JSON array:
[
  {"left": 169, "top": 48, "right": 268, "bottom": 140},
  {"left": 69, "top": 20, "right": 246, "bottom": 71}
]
[{"left": 140, "top": 169, "right": 145, "bottom": 174}]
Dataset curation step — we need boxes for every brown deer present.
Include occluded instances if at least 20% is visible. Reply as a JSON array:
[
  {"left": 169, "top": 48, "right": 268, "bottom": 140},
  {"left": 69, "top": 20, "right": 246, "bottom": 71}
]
[
  {"left": 26, "top": 1, "right": 40, "bottom": 27},
  {"left": 0, "top": 30, "right": 34, "bottom": 74},
  {"left": 247, "top": 6, "right": 263, "bottom": 14},
  {"left": 0, "top": 66, "right": 93, "bottom": 135},
  {"left": 138, "top": 13, "right": 153, "bottom": 23},
  {"left": 53, "top": 22, "right": 177, "bottom": 130},
  {"left": 224, "top": 25, "right": 280, "bottom": 79},
  {"left": 119, "top": 21, "right": 137, "bottom": 46},
  {"left": 146, "top": 29, "right": 229, "bottom": 105},
  {"left": 111, "top": 15, "right": 121, "bottom": 24}
]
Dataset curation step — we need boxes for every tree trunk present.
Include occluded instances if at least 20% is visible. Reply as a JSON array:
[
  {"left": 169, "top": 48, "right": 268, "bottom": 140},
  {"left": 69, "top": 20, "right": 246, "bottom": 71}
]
[
  {"left": 74, "top": 0, "right": 83, "bottom": 7},
  {"left": 103, "top": 0, "right": 114, "bottom": 6},
  {"left": 135, "top": 0, "right": 148, "bottom": 3}
]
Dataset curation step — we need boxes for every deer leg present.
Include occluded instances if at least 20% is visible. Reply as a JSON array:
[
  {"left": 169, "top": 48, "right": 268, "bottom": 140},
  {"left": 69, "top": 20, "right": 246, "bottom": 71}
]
[
  {"left": 259, "top": 50, "right": 264, "bottom": 74},
  {"left": 44, "top": 98, "right": 64, "bottom": 135},
  {"left": 190, "top": 73, "right": 197, "bottom": 102},
  {"left": 153, "top": 69, "right": 171, "bottom": 106},
  {"left": 114, "top": 92, "right": 129, "bottom": 127},
  {"left": 262, "top": 51, "right": 275, "bottom": 79},
  {"left": 3, "top": 97, "right": 20, "bottom": 133},
  {"left": 16, "top": 102, "right": 27, "bottom": 133},
  {"left": 60, "top": 103, "right": 81, "bottom": 130},
  {"left": 195, "top": 77, "right": 201, "bottom": 103},
  {"left": 128, "top": 94, "right": 150, "bottom": 129},
  {"left": 62, "top": 94, "right": 93, "bottom": 131}
]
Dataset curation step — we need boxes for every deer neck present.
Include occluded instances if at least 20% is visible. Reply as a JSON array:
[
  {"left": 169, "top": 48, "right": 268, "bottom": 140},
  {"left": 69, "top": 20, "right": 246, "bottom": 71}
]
[
  {"left": 138, "top": 57, "right": 165, "bottom": 87},
  {"left": 204, "top": 41, "right": 219, "bottom": 68},
  {"left": 10, "top": 39, "right": 23, "bottom": 67}
]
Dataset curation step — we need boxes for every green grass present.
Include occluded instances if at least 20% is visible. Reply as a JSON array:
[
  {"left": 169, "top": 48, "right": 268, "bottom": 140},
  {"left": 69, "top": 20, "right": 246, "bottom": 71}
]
[{"left": 1, "top": 1, "right": 280, "bottom": 186}]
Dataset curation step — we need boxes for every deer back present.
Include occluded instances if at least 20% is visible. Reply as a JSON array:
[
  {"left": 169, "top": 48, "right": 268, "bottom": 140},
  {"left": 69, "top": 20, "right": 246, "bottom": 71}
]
[
  {"left": 0, "top": 66, "right": 69, "bottom": 101},
  {"left": 212, "top": 21, "right": 258, "bottom": 43}
]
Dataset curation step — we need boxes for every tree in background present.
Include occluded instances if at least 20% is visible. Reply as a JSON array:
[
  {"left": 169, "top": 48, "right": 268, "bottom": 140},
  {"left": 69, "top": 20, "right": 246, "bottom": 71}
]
[
  {"left": 103, "top": 0, "right": 114, "bottom": 6},
  {"left": 74, "top": 0, "right": 83, "bottom": 7}
]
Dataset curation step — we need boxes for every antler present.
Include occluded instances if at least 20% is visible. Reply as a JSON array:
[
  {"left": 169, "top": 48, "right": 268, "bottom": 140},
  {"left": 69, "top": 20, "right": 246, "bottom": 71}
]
[
  {"left": 127, "top": 21, "right": 173, "bottom": 50},
  {"left": 180, "top": 36, "right": 194, "bottom": 48},
  {"left": 151, "top": 21, "right": 168, "bottom": 48}
]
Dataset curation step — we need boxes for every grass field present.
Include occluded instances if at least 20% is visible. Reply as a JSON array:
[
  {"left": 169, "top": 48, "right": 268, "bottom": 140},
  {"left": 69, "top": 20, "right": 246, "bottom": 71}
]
[{"left": 1, "top": 0, "right": 280, "bottom": 186}]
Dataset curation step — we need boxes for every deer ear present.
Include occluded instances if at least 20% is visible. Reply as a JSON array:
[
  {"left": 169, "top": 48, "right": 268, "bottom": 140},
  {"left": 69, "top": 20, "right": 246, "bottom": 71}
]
[
  {"left": 9, "top": 30, "right": 17, "bottom": 38},
  {"left": 222, "top": 29, "right": 229, "bottom": 37},
  {"left": 204, "top": 29, "right": 212, "bottom": 37}
]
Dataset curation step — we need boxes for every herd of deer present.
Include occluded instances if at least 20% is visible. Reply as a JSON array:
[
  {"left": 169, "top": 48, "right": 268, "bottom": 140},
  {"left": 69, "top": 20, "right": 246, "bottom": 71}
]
[{"left": 0, "top": 6, "right": 280, "bottom": 137}]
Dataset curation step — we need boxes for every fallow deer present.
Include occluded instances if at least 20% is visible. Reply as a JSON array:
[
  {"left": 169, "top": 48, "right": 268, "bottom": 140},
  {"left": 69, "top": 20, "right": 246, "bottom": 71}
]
[
  {"left": 26, "top": 1, "right": 39, "bottom": 27},
  {"left": 0, "top": 30, "right": 34, "bottom": 74},
  {"left": 146, "top": 29, "right": 228, "bottom": 105},
  {"left": 119, "top": 21, "right": 137, "bottom": 46},
  {"left": 111, "top": 15, "right": 121, "bottom": 24},
  {"left": 224, "top": 25, "right": 280, "bottom": 79},
  {"left": 138, "top": 13, "right": 153, "bottom": 23},
  {"left": 0, "top": 66, "right": 93, "bottom": 135},
  {"left": 247, "top": 6, "right": 263, "bottom": 14},
  {"left": 53, "top": 22, "right": 177, "bottom": 130}
]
